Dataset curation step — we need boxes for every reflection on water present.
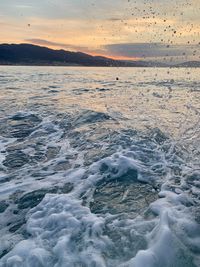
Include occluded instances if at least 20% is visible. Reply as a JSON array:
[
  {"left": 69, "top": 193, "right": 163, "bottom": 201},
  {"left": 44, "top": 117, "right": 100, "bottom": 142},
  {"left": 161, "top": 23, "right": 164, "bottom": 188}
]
[{"left": 0, "top": 66, "right": 199, "bottom": 267}]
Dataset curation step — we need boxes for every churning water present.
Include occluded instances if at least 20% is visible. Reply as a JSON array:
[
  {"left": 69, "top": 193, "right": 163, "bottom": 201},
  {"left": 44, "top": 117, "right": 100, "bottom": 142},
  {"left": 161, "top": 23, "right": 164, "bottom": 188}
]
[{"left": 0, "top": 66, "right": 199, "bottom": 267}]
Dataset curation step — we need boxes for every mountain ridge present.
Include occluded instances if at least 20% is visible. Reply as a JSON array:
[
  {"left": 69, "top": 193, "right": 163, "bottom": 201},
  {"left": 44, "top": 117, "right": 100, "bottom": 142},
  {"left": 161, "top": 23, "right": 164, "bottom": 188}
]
[
  {"left": 0, "top": 43, "right": 199, "bottom": 67},
  {"left": 0, "top": 43, "right": 139, "bottom": 67}
]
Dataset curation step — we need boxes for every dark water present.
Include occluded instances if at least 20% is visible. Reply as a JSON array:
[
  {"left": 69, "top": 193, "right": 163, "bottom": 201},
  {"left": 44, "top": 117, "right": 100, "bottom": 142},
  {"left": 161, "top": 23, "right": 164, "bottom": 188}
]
[{"left": 0, "top": 66, "right": 199, "bottom": 267}]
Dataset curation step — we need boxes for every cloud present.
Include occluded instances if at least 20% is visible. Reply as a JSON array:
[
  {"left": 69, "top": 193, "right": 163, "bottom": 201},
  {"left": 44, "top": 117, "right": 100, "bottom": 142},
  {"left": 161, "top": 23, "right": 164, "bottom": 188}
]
[
  {"left": 24, "top": 39, "right": 200, "bottom": 62},
  {"left": 102, "top": 43, "right": 200, "bottom": 60},
  {"left": 0, "top": 0, "right": 126, "bottom": 20},
  {"left": 25, "top": 38, "right": 88, "bottom": 52},
  {"left": 1, "top": 0, "right": 199, "bottom": 62},
  {"left": 4, "top": 13, "right": 198, "bottom": 52}
]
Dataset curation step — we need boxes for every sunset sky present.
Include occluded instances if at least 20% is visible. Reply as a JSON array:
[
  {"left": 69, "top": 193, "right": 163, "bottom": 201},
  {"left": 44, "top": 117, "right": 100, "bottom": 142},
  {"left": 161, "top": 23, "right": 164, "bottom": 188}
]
[{"left": 0, "top": 0, "right": 200, "bottom": 62}]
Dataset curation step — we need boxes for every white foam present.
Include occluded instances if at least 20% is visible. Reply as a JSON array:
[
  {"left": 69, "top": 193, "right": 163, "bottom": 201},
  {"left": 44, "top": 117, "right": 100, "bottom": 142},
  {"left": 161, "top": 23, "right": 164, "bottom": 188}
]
[
  {"left": 0, "top": 194, "right": 108, "bottom": 267},
  {"left": 0, "top": 137, "right": 16, "bottom": 168},
  {"left": 0, "top": 67, "right": 200, "bottom": 266},
  {"left": 1, "top": 149, "right": 200, "bottom": 267}
]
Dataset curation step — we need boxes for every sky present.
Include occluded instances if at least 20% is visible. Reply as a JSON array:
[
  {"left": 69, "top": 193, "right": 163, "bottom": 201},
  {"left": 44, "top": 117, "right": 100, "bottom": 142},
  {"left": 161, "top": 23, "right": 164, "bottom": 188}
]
[{"left": 0, "top": 0, "right": 200, "bottom": 62}]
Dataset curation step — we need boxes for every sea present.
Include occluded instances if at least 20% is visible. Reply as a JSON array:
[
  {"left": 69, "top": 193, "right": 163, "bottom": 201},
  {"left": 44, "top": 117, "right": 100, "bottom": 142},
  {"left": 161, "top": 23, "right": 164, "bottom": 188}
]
[{"left": 0, "top": 66, "right": 199, "bottom": 267}]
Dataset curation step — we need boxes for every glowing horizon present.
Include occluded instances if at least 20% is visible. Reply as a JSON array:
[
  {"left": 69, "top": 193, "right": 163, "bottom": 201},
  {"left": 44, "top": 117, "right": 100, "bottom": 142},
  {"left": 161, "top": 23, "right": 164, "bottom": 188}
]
[{"left": 0, "top": 0, "right": 200, "bottom": 62}]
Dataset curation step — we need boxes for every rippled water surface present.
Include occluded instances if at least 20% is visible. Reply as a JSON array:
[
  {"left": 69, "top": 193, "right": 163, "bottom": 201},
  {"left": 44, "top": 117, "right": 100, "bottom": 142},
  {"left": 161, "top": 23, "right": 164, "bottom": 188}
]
[{"left": 0, "top": 66, "right": 199, "bottom": 267}]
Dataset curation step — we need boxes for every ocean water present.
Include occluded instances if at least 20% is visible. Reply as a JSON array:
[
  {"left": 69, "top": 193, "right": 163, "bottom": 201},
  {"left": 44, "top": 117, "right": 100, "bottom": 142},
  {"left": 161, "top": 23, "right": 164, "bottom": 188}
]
[{"left": 0, "top": 66, "right": 199, "bottom": 267}]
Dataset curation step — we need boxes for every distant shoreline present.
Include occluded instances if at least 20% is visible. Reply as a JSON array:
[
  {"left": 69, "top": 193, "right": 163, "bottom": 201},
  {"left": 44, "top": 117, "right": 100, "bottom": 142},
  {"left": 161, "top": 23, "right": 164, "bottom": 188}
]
[
  {"left": 0, "top": 43, "right": 200, "bottom": 68},
  {"left": 0, "top": 64, "right": 199, "bottom": 68}
]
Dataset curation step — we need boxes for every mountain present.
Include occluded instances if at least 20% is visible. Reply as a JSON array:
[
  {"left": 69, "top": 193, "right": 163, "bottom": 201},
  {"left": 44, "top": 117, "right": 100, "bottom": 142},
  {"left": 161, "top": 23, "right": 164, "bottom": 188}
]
[
  {"left": 173, "top": 61, "right": 200, "bottom": 68},
  {"left": 0, "top": 44, "right": 199, "bottom": 67},
  {"left": 0, "top": 43, "right": 143, "bottom": 67}
]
